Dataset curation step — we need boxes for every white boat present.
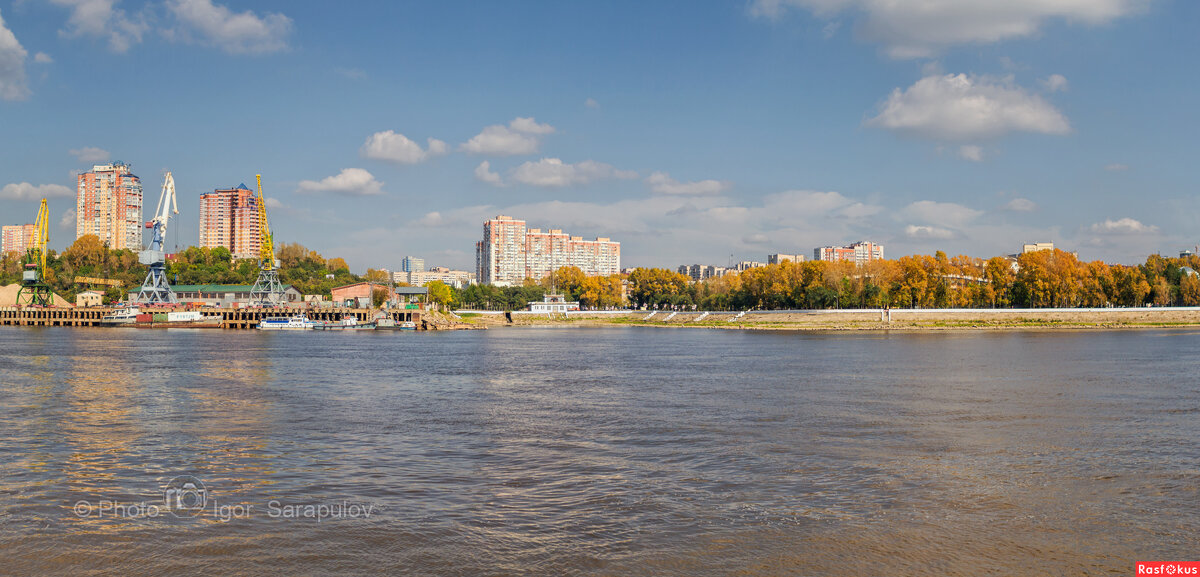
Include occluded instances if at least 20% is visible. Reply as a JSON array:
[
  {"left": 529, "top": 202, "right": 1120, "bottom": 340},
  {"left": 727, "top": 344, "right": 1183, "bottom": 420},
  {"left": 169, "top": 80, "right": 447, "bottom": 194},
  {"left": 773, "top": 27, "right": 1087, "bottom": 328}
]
[
  {"left": 257, "top": 314, "right": 314, "bottom": 330},
  {"left": 100, "top": 306, "right": 140, "bottom": 325},
  {"left": 313, "top": 315, "right": 376, "bottom": 330}
]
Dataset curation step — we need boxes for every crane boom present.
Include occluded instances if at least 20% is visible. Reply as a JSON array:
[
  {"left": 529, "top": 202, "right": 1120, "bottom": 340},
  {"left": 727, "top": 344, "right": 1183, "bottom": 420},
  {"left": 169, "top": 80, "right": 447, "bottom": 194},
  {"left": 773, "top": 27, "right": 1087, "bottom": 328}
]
[
  {"left": 256, "top": 174, "right": 274, "bottom": 271},
  {"left": 32, "top": 198, "right": 48, "bottom": 274}
]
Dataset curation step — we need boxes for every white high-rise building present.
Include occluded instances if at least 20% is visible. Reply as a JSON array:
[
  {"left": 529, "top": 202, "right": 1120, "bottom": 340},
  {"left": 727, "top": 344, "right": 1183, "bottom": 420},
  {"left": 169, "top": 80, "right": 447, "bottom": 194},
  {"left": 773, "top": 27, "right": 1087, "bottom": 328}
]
[{"left": 475, "top": 215, "right": 621, "bottom": 286}]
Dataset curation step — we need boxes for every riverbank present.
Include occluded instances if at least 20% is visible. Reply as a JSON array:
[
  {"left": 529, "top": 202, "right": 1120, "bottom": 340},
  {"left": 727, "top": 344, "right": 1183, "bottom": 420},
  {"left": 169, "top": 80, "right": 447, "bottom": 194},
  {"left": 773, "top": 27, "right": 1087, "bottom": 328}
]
[{"left": 454, "top": 307, "right": 1200, "bottom": 330}]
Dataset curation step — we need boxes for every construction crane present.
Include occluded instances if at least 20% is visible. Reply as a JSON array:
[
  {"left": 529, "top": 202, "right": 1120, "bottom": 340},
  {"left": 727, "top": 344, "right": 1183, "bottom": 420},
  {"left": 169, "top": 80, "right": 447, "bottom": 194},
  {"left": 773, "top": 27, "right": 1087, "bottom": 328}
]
[
  {"left": 16, "top": 199, "right": 52, "bottom": 306},
  {"left": 248, "top": 174, "right": 285, "bottom": 306},
  {"left": 135, "top": 172, "right": 179, "bottom": 304}
]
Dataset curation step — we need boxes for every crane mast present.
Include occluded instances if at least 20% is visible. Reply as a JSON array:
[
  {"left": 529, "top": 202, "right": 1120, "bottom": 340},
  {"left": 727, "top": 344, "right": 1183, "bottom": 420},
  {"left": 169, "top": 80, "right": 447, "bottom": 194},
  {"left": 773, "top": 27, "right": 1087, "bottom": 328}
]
[
  {"left": 16, "top": 198, "right": 52, "bottom": 307},
  {"left": 249, "top": 174, "right": 285, "bottom": 306},
  {"left": 135, "top": 172, "right": 179, "bottom": 304}
]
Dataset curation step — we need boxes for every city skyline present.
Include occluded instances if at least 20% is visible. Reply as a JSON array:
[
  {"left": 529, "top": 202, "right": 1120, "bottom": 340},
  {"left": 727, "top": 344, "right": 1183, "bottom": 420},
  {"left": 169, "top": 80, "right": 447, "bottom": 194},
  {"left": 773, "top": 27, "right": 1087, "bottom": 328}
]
[{"left": 1, "top": 1, "right": 1197, "bottom": 271}]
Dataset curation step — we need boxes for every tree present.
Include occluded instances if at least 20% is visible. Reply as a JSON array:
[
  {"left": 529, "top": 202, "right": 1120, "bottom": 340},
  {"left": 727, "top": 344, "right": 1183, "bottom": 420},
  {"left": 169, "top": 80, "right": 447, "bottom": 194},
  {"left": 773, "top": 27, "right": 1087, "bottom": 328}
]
[{"left": 427, "top": 281, "right": 454, "bottom": 309}]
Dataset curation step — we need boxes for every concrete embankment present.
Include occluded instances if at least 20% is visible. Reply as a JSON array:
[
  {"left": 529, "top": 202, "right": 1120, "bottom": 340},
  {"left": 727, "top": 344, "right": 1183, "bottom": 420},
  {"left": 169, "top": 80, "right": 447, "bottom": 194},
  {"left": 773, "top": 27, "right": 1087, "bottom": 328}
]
[{"left": 455, "top": 307, "right": 1200, "bottom": 330}]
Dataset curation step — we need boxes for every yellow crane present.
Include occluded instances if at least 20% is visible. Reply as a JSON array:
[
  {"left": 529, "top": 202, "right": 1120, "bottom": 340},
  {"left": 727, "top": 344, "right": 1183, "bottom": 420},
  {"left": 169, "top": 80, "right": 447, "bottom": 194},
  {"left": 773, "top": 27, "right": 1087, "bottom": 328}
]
[
  {"left": 248, "top": 174, "right": 285, "bottom": 306},
  {"left": 17, "top": 198, "right": 53, "bottom": 306}
]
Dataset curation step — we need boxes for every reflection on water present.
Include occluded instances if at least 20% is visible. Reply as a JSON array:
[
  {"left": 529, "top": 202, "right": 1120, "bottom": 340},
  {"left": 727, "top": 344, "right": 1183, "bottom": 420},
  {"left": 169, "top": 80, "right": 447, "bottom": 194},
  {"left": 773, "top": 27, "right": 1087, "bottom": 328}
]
[{"left": 0, "top": 326, "right": 1197, "bottom": 575}]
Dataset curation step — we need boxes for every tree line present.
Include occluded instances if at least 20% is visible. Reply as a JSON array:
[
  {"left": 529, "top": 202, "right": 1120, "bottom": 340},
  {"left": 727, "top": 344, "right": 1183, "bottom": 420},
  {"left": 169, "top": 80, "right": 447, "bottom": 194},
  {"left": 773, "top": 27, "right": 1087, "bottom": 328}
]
[
  {"left": 1, "top": 236, "right": 364, "bottom": 304},
  {"left": 450, "top": 249, "right": 1200, "bottom": 311}
]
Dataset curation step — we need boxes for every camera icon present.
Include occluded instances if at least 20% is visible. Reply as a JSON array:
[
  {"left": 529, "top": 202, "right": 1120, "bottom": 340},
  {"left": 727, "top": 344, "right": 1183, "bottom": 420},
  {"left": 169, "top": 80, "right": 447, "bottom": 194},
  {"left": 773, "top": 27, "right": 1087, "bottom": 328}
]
[{"left": 163, "top": 475, "right": 208, "bottom": 518}]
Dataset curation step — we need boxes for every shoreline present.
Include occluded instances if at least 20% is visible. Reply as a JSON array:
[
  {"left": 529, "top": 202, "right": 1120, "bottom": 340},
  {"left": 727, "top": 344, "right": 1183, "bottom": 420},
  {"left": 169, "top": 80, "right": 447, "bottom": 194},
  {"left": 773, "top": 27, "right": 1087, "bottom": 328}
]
[{"left": 455, "top": 307, "right": 1200, "bottom": 331}]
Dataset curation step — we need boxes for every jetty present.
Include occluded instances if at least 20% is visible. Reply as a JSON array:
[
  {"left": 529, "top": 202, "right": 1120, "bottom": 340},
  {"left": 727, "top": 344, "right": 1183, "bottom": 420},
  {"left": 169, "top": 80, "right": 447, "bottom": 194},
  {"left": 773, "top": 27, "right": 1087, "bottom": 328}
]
[{"left": 0, "top": 306, "right": 423, "bottom": 330}]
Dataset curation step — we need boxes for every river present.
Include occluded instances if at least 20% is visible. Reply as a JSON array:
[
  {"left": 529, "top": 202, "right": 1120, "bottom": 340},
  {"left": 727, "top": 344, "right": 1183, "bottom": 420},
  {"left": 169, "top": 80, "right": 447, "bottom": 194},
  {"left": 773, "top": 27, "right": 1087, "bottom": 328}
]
[{"left": 0, "top": 326, "right": 1196, "bottom": 575}]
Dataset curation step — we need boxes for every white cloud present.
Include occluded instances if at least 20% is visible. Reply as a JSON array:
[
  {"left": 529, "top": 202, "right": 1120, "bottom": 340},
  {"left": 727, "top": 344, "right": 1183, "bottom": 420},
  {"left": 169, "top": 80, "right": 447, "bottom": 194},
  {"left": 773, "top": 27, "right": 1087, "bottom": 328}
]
[
  {"left": 1088, "top": 218, "right": 1158, "bottom": 235},
  {"left": 743, "top": 233, "right": 770, "bottom": 244},
  {"left": 360, "top": 131, "right": 447, "bottom": 164},
  {"left": 867, "top": 73, "right": 1070, "bottom": 141},
  {"left": 460, "top": 117, "right": 556, "bottom": 156},
  {"left": 1105, "top": 163, "right": 1129, "bottom": 171},
  {"left": 70, "top": 146, "right": 110, "bottom": 163},
  {"left": 645, "top": 171, "right": 731, "bottom": 196},
  {"left": 1041, "top": 73, "right": 1069, "bottom": 92},
  {"left": 585, "top": 97, "right": 599, "bottom": 109},
  {"left": 899, "top": 200, "right": 983, "bottom": 228},
  {"left": 297, "top": 168, "right": 383, "bottom": 196},
  {"left": 0, "top": 8, "right": 30, "bottom": 101},
  {"left": 905, "top": 225, "right": 956, "bottom": 240},
  {"left": 474, "top": 161, "right": 503, "bottom": 186},
  {"left": 33, "top": 52, "right": 53, "bottom": 64},
  {"left": 166, "top": 0, "right": 292, "bottom": 54},
  {"left": 508, "top": 117, "right": 555, "bottom": 135},
  {"left": 265, "top": 197, "right": 284, "bottom": 209},
  {"left": 1004, "top": 197, "right": 1037, "bottom": 212},
  {"left": 59, "top": 207, "right": 76, "bottom": 229},
  {"left": 1, "top": 182, "right": 74, "bottom": 200},
  {"left": 510, "top": 158, "right": 637, "bottom": 188},
  {"left": 50, "top": 0, "right": 148, "bottom": 53},
  {"left": 749, "top": 0, "right": 1143, "bottom": 59},
  {"left": 958, "top": 145, "right": 984, "bottom": 162}
]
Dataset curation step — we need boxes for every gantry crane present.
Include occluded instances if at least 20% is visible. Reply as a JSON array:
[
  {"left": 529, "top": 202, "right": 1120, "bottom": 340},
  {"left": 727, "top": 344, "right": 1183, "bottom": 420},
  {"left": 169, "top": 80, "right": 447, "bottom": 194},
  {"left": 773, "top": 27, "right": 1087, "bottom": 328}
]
[
  {"left": 135, "top": 172, "right": 179, "bottom": 304},
  {"left": 248, "top": 174, "right": 285, "bottom": 306},
  {"left": 16, "top": 198, "right": 52, "bottom": 306}
]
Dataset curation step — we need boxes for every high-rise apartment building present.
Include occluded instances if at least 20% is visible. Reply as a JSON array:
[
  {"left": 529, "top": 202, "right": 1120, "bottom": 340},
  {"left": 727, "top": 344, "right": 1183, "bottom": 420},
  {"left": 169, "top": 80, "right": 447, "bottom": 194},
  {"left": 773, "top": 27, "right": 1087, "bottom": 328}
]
[
  {"left": 814, "top": 241, "right": 884, "bottom": 266},
  {"left": 76, "top": 162, "right": 143, "bottom": 250},
  {"left": 401, "top": 256, "right": 425, "bottom": 273},
  {"left": 1, "top": 224, "right": 36, "bottom": 255},
  {"left": 199, "top": 184, "right": 262, "bottom": 260},
  {"left": 475, "top": 215, "right": 621, "bottom": 285}
]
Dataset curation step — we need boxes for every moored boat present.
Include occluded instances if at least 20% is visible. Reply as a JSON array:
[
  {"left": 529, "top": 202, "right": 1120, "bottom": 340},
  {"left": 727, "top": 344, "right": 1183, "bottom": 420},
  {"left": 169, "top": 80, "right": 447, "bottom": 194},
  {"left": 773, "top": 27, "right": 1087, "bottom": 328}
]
[
  {"left": 313, "top": 315, "right": 376, "bottom": 330},
  {"left": 258, "top": 314, "right": 314, "bottom": 330},
  {"left": 100, "top": 306, "right": 140, "bottom": 325}
]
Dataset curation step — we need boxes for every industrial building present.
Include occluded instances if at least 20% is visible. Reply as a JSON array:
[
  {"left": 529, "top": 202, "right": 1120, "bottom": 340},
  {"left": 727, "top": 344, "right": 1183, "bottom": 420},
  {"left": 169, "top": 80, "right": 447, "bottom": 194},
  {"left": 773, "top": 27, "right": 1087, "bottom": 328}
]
[
  {"left": 170, "top": 284, "right": 303, "bottom": 307},
  {"left": 76, "top": 162, "right": 143, "bottom": 250},
  {"left": 330, "top": 282, "right": 428, "bottom": 308},
  {"left": 475, "top": 215, "right": 621, "bottom": 285},
  {"left": 199, "top": 184, "right": 264, "bottom": 260}
]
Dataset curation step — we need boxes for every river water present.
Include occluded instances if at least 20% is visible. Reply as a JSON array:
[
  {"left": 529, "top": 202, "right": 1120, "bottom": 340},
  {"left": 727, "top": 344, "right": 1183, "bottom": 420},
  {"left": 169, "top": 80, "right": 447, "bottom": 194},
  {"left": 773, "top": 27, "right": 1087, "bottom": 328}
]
[{"left": 0, "top": 326, "right": 1196, "bottom": 575}]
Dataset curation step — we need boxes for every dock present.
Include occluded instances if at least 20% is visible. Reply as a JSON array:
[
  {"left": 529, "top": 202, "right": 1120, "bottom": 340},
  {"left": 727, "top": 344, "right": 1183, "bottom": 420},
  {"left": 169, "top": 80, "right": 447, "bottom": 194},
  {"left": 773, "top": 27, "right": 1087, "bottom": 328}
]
[{"left": 0, "top": 307, "right": 423, "bottom": 330}]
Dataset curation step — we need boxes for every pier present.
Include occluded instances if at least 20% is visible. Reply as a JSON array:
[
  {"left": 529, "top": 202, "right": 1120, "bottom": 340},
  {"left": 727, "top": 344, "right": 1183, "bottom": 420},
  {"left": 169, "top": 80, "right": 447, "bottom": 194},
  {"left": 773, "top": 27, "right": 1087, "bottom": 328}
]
[{"left": 0, "top": 307, "right": 423, "bottom": 329}]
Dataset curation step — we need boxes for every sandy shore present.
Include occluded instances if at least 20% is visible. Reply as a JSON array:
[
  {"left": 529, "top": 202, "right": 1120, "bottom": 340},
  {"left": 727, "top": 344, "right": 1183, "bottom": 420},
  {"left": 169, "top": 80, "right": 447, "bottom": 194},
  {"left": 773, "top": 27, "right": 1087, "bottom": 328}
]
[{"left": 456, "top": 307, "right": 1200, "bottom": 331}]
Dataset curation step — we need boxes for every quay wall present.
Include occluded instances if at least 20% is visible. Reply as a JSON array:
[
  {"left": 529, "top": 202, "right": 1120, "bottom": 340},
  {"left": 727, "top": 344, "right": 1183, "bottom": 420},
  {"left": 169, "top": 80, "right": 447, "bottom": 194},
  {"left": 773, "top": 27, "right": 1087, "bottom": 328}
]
[{"left": 0, "top": 307, "right": 422, "bottom": 330}]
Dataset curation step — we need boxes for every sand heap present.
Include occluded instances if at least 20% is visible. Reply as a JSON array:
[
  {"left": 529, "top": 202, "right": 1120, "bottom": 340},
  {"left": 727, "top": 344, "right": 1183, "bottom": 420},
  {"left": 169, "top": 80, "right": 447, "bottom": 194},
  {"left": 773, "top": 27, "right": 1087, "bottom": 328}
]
[{"left": 0, "top": 284, "right": 73, "bottom": 307}]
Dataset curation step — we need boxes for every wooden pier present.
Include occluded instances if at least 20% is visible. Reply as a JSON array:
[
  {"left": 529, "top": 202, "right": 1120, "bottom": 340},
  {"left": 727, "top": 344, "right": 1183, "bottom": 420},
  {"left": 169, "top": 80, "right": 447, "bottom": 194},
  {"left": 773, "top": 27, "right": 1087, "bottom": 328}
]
[{"left": 0, "top": 307, "right": 422, "bottom": 329}]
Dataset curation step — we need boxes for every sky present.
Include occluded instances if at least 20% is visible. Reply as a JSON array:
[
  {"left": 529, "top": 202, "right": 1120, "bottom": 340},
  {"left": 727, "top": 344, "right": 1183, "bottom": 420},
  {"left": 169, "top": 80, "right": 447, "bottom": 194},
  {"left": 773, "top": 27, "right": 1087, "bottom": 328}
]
[{"left": 0, "top": 0, "right": 1197, "bottom": 272}]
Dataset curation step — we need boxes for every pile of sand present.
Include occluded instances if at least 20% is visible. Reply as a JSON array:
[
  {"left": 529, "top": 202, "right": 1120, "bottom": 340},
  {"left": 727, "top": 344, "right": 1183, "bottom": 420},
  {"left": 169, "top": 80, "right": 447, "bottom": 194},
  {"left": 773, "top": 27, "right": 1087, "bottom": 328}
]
[{"left": 0, "top": 284, "right": 73, "bottom": 307}]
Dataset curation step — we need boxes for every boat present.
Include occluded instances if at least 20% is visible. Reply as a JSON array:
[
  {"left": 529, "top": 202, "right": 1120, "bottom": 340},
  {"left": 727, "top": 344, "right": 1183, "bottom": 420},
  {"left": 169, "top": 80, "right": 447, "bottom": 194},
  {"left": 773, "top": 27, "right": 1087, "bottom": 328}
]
[
  {"left": 375, "top": 315, "right": 416, "bottom": 330},
  {"left": 100, "top": 306, "right": 141, "bottom": 325},
  {"left": 313, "top": 315, "right": 376, "bottom": 331},
  {"left": 257, "top": 314, "right": 314, "bottom": 330}
]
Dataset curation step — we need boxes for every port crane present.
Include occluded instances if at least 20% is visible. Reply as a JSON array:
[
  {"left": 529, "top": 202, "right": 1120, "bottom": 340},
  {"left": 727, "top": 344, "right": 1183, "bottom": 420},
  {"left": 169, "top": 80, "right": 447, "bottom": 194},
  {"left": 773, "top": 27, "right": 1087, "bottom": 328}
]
[
  {"left": 135, "top": 172, "right": 179, "bottom": 304},
  {"left": 16, "top": 198, "right": 53, "bottom": 306},
  {"left": 248, "top": 174, "right": 285, "bottom": 306}
]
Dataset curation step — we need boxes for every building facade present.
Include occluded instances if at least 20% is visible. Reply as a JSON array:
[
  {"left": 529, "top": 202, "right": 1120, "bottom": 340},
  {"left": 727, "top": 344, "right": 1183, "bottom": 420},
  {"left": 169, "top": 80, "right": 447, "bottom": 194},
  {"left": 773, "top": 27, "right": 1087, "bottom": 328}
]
[
  {"left": 678, "top": 264, "right": 728, "bottom": 281},
  {"left": 199, "top": 184, "right": 263, "bottom": 260},
  {"left": 401, "top": 256, "right": 425, "bottom": 273},
  {"left": 475, "top": 215, "right": 621, "bottom": 285},
  {"left": 768, "top": 253, "right": 804, "bottom": 265},
  {"left": 76, "top": 162, "right": 143, "bottom": 250},
  {"left": 1, "top": 224, "right": 36, "bottom": 255},
  {"left": 814, "top": 241, "right": 884, "bottom": 266},
  {"left": 407, "top": 266, "right": 476, "bottom": 289}
]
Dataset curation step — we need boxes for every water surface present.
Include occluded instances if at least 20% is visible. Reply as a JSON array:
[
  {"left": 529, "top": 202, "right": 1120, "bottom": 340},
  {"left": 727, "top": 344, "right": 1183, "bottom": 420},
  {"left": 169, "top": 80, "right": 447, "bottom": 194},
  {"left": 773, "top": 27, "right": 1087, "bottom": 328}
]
[{"left": 0, "top": 326, "right": 1196, "bottom": 575}]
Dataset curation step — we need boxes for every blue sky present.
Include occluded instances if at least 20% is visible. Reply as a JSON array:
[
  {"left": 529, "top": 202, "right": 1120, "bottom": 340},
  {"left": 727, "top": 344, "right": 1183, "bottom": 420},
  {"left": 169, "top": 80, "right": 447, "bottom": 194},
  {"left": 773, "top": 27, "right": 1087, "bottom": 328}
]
[{"left": 1, "top": 0, "right": 1196, "bottom": 271}]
